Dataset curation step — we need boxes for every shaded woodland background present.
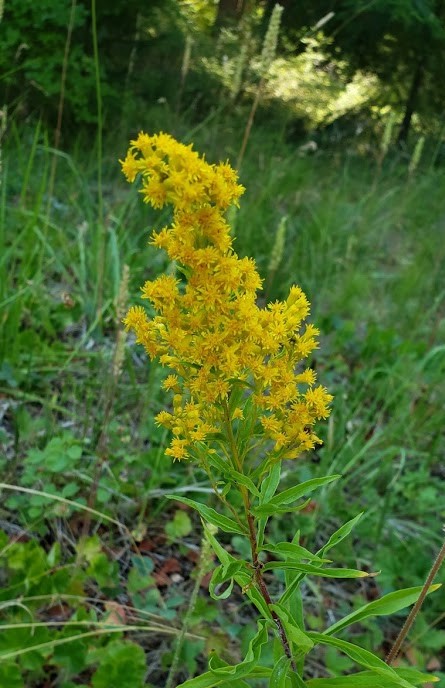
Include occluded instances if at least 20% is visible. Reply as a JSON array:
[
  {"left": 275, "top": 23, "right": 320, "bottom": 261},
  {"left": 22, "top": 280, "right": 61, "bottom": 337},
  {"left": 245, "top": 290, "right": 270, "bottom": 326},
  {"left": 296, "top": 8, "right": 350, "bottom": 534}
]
[{"left": 3, "top": 0, "right": 445, "bottom": 146}]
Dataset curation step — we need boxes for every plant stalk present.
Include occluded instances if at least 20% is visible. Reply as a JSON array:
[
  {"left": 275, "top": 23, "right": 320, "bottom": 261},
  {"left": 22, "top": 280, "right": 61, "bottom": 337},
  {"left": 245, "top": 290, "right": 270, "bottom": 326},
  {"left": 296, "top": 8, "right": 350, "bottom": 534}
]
[
  {"left": 386, "top": 529, "right": 445, "bottom": 664},
  {"left": 223, "top": 402, "right": 296, "bottom": 670}
]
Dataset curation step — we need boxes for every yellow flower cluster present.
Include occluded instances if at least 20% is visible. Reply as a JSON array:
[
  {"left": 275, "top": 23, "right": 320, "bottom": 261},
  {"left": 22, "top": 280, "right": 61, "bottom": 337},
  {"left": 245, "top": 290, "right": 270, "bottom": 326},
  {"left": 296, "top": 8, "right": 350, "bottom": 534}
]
[{"left": 121, "top": 132, "right": 332, "bottom": 461}]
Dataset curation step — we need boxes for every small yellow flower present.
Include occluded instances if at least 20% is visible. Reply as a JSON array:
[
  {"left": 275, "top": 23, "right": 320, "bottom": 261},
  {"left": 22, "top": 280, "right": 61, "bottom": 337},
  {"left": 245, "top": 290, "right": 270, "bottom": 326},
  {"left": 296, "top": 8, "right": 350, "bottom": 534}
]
[
  {"left": 232, "top": 408, "right": 244, "bottom": 421},
  {"left": 163, "top": 375, "right": 180, "bottom": 391},
  {"left": 120, "top": 151, "right": 140, "bottom": 183},
  {"left": 155, "top": 411, "right": 174, "bottom": 427},
  {"left": 165, "top": 438, "right": 189, "bottom": 460}
]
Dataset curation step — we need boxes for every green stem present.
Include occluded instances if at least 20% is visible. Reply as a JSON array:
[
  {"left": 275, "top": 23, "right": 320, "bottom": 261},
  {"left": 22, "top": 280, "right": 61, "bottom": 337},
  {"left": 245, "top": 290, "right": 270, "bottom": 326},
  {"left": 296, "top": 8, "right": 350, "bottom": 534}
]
[
  {"left": 201, "top": 459, "right": 246, "bottom": 531},
  {"left": 222, "top": 401, "right": 297, "bottom": 671}
]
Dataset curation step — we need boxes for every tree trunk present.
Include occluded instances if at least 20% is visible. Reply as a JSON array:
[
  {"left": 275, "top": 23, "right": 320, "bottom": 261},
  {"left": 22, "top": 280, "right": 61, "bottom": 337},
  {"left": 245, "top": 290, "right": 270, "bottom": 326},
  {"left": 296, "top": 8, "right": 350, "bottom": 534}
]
[
  {"left": 214, "top": 0, "right": 247, "bottom": 29},
  {"left": 397, "top": 61, "right": 424, "bottom": 145}
]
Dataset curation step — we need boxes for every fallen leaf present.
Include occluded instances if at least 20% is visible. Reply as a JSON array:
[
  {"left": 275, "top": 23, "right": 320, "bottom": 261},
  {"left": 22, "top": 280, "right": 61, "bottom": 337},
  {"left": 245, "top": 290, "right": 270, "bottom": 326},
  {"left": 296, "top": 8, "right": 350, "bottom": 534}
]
[{"left": 105, "top": 601, "right": 127, "bottom": 625}]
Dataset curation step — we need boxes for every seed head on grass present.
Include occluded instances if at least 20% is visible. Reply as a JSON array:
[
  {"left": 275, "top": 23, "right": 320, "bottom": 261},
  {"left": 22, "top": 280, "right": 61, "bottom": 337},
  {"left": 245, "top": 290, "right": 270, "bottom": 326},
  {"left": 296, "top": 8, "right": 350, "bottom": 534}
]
[
  {"left": 121, "top": 132, "right": 332, "bottom": 463},
  {"left": 259, "top": 4, "right": 284, "bottom": 78}
]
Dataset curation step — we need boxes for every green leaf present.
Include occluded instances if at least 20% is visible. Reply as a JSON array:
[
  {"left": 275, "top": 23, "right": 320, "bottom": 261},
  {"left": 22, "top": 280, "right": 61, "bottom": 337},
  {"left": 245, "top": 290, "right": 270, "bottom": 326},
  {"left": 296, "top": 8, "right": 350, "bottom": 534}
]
[
  {"left": 254, "top": 476, "right": 340, "bottom": 516},
  {"left": 306, "top": 676, "right": 391, "bottom": 687},
  {"left": 290, "top": 671, "right": 307, "bottom": 688},
  {"left": 261, "top": 542, "right": 328, "bottom": 564},
  {"left": 279, "top": 513, "right": 365, "bottom": 607},
  {"left": 166, "top": 496, "right": 247, "bottom": 535},
  {"left": 270, "top": 655, "right": 291, "bottom": 687},
  {"left": 320, "top": 513, "right": 364, "bottom": 555},
  {"left": 325, "top": 584, "right": 441, "bottom": 636},
  {"left": 395, "top": 668, "right": 440, "bottom": 685},
  {"left": 91, "top": 640, "right": 146, "bottom": 688},
  {"left": 176, "top": 621, "right": 271, "bottom": 687},
  {"left": 203, "top": 523, "right": 271, "bottom": 620},
  {"left": 176, "top": 665, "right": 273, "bottom": 688},
  {"left": 254, "top": 498, "right": 313, "bottom": 517},
  {"left": 270, "top": 603, "right": 314, "bottom": 655},
  {"left": 206, "top": 453, "right": 260, "bottom": 497},
  {"left": 289, "top": 672, "right": 309, "bottom": 688},
  {"left": 259, "top": 461, "right": 281, "bottom": 504},
  {"left": 307, "top": 633, "right": 417, "bottom": 688},
  {"left": 257, "top": 462, "right": 281, "bottom": 546},
  {"left": 236, "top": 396, "right": 259, "bottom": 457},
  {"left": 127, "top": 563, "right": 155, "bottom": 594},
  {"left": 209, "top": 561, "right": 251, "bottom": 600},
  {"left": 165, "top": 510, "right": 193, "bottom": 539},
  {"left": 0, "top": 663, "right": 24, "bottom": 688},
  {"left": 306, "top": 667, "right": 439, "bottom": 686},
  {"left": 264, "top": 562, "right": 369, "bottom": 578}
]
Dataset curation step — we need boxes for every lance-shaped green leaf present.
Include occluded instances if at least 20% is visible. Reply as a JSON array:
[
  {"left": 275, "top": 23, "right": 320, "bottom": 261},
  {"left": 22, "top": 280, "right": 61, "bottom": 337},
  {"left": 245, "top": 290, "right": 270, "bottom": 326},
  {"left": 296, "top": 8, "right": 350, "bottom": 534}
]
[
  {"left": 306, "top": 667, "right": 439, "bottom": 687},
  {"left": 319, "top": 513, "right": 364, "bottom": 555},
  {"left": 291, "top": 674, "right": 310, "bottom": 688},
  {"left": 176, "top": 621, "right": 271, "bottom": 687},
  {"left": 270, "top": 603, "right": 314, "bottom": 655},
  {"left": 324, "top": 584, "right": 441, "bottom": 636},
  {"left": 281, "top": 534, "right": 306, "bottom": 676},
  {"left": 306, "top": 633, "right": 417, "bottom": 688},
  {"left": 209, "top": 561, "right": 252, "bottom": 600},
  {"left": 166, "top": 496, "right": 247, "bottom": 535},
  {"left": 236, "top": 396, "right": 260, "bottom": 458},
  {"left": 203, "top": 523, "right": 271, "bottom": 619},
  {"left": 206, "top": 453, "right": 260, "bottom": 497},
  {"left": 253, "top": 475, "right": 341, "bottom": 517},
  {"left": 261, "top": 542, "right": 329, "bottom": 564},
  {"left": 254, "top": 499, "right": 312, "bottom": 517},
  {"left": 280, "top": 513, "right": 365, "bottom": 606},
  {"left": 259, "top": 461, "right": 281, "bottom": 504},
  {"left": 270, "top": 655, "right": 291, "bottom": 688},
  {"left": 307, "top": 675, "right": 388, "bottom": 688},
  {"left": 264, "top": 561, "right": 370, "bottom": 578}
]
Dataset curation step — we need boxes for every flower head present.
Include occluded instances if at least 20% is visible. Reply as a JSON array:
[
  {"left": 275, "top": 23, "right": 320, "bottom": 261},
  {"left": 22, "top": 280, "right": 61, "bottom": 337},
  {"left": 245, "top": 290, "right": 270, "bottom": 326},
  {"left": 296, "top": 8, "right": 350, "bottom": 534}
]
[{"left": 121, "top": 132, "right": 332, "bottom": 462}]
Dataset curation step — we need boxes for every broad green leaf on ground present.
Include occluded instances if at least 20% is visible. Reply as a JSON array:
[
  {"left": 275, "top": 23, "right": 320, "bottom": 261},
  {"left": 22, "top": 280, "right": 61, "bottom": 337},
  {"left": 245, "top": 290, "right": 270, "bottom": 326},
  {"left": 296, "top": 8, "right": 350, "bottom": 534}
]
[
  {"left": 0, "top": 663, "right": 24, "bottom": 688},
  {"left": 166, "top": 496, "right": 247, "bottom": 534},
  {"left": 91, "top": 640, "right": 146, "bottom": 688},
  {"left": 324, "top": 584, "right": 441, "bottom": 636},
  {"left": 165, "top": 510, "right": 193, "bottom": 539}
]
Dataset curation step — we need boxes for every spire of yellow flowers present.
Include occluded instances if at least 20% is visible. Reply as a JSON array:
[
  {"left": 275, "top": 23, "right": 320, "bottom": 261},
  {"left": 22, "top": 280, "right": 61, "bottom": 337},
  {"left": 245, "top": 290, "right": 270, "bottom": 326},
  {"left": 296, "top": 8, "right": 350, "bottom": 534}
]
[{"left": 121, "top": 132, "right": 332, "bottom": 462}]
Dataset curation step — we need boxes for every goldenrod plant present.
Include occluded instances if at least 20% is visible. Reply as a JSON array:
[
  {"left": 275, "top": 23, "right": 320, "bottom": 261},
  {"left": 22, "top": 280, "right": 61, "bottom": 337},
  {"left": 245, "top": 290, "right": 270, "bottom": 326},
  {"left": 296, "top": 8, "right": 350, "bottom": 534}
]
[{"left": 121, "top": 132, "right": 440, "bottom": 687}]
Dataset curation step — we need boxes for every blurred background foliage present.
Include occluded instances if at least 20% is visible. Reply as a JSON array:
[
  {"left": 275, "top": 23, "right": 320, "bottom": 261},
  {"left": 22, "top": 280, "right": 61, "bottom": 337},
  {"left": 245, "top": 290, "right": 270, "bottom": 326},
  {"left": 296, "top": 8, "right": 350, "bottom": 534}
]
[{"left": 2, "top": 0, "right": 445, "bottom": 143}]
